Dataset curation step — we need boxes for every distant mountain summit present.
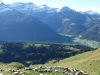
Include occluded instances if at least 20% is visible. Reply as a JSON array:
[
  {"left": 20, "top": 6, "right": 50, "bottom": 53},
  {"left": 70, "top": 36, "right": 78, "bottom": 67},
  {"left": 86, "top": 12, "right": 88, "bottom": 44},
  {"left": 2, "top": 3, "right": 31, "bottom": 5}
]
[
  {"left": 0, "top": 0, "right": 4, "bottom": 5},
  {"left": 81, "top": 10, "right": 99, "bottom": 15},
  {"left": 0, "top": 3, "right": 71, "bottom": 42},
  {"left": 40, "top": 4, "right": 49, "bottom": 8},
  {"left": 0, "top": 10, "right": 64, "bottom": 42},
  {"left": 60, "top": 6, "right": 72, "bottom": 12},
  {"left": 0, "top": 2, "right": 100, "bottom": 42}
]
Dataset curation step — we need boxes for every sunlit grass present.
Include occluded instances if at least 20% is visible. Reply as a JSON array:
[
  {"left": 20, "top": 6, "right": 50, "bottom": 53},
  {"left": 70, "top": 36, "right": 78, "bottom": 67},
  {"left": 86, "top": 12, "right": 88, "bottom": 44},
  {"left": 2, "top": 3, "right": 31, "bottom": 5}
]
[{"left": 48, "top": 48, "right": 100, "bottom": 75}]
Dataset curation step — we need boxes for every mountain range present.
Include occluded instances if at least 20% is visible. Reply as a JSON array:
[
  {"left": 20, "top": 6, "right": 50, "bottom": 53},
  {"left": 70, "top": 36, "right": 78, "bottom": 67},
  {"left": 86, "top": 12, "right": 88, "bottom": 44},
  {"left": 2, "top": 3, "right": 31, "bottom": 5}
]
[{"left": 0, "top": 2, "right": 100, "bottom": 43}]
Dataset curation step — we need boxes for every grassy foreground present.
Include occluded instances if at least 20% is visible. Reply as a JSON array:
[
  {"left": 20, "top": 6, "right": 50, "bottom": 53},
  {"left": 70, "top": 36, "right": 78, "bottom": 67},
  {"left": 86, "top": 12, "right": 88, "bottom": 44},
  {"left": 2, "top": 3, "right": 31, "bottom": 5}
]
[
  {"left": 0, "top": 62, "right": 67, "bottom": 75},
  {"left": 48, "top": 48, "right": 100, "bottom": 75}
]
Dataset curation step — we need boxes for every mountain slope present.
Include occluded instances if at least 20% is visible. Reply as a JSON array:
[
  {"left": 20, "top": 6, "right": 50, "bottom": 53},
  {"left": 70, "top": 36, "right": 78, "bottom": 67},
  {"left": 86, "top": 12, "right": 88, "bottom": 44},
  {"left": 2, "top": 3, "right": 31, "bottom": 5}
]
[
  {"left": 8, "top": 2, "right": 61, "bottom": 30},
  {"left": 0, "top": 2, "right": 100, "bottom": 42},
  {"left": 0, "top": 5, "right": 72, "bottom": 42},
  {"left": 8, "top": 2, "right": 100, "bottom": 42},
  {"left": 50, "top": 48, "right": 100, "bottom": 75},
  {"left": 82, "top": 24, "right": 100, "bottom": 41}
]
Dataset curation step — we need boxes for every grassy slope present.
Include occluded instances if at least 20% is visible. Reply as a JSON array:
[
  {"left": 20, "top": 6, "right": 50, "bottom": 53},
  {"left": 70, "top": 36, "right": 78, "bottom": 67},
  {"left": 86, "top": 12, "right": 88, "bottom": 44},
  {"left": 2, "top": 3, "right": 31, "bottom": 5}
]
[
  {"left": 73, "top": 37, "right": 100, "bottom": 48},
  {"left": 49, "top": 48, "right": 100, "bottom": 75}
]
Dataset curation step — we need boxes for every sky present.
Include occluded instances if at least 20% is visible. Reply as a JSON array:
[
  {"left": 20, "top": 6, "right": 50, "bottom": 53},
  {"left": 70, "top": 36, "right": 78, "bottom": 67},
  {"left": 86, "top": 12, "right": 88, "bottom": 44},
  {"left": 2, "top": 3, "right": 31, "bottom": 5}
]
[{"left": 1, "top": 0, "right": 100, "bottom": 13}]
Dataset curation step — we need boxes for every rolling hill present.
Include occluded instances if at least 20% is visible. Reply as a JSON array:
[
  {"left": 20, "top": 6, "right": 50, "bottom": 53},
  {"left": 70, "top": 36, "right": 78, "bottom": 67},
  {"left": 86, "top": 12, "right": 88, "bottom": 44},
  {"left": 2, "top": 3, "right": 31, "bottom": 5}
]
[{"left": 49, "top": 48, "right": 100, "bottom": 75}]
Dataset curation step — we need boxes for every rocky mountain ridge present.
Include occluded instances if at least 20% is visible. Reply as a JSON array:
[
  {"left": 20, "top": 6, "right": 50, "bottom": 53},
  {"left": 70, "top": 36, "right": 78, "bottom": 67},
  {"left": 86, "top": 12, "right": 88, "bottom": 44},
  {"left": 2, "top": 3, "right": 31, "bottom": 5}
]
[{"left": 0, "top": 2, "right": 100, "bottom": 42}]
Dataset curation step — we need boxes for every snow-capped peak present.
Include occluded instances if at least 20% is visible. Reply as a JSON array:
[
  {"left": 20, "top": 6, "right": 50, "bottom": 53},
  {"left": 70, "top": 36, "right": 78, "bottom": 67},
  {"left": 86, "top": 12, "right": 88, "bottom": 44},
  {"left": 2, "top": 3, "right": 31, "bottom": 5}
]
[
  {"left": 60, "top": 6, "right": 71, "bottom": 12},
  {"left": 56, "top": 8, "right": 61, "bottom": 13},
  {"left": 7, "top": 2, "right": 40, "bottom": 12},
  {"left": 0, "top": 0, "right": 3, "bottom": 3},
  {"left": 81, "top": 10, "right": 99, "bottom": 15},
  {"left": 85, "top": 10, "right": 98, "bottom": 15},
  {"left": 0, "top": 0, "right": 12, "bottom": 12},
  {"left": 40, "top": 4, "right": 49, "bottom": 8},
  {"left": 0, "top": 0, "right": 4, "bottom": 5},
  {"left": 9, "top": 2, "right": 36, "bottom": 8}
]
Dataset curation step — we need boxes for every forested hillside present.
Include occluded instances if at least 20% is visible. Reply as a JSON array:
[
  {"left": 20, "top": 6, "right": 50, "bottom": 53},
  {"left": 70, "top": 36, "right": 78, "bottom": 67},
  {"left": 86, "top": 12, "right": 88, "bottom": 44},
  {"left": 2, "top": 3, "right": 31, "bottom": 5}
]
[{"left": 0, "top": 42, "right": 93, "bottom": 65}]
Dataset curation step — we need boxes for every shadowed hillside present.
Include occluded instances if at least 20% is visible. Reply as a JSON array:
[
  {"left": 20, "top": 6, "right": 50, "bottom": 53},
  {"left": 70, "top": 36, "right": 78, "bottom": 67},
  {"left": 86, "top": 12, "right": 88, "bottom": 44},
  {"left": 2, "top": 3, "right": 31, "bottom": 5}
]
[{"left": 0, "top": 42, "right": 93, "bottom": 65}]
